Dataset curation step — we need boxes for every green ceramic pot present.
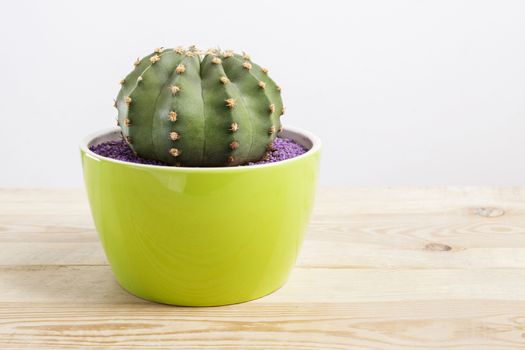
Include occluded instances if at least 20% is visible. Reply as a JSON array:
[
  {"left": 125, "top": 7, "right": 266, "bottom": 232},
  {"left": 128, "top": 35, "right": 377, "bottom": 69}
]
[{"left": 80, "top": 126, "right": 321, "bottom": 306}]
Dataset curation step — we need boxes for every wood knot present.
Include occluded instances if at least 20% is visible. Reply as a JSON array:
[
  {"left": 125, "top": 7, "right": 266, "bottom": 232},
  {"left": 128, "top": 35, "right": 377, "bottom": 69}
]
[
  {"left": 424, "top": 242, "right": 452, "bottom": 252},
  {"left": 475, "top": 207, "right": 505, "bottom": 218}
]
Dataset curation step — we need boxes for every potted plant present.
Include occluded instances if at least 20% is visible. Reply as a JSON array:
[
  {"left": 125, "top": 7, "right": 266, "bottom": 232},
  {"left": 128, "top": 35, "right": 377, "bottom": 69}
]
[{"left": 80, "top": 46, "right": 321, "bottom": 306}]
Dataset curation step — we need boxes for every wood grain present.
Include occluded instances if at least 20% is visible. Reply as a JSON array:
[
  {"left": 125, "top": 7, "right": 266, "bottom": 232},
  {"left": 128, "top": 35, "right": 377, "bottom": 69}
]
[
  {"left": 2, "top": 301, "right": 525, "bottom": 350},
  {"left": 1, "top": 188, "right": 525, "bottom": 349}
]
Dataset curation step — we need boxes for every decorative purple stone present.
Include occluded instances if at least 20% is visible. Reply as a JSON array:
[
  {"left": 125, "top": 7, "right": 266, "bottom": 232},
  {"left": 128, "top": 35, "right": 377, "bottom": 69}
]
[
  {"left": 90, "top": 138, "right": 307, "bottom": 167},
  {"left": 246, "top": 138, "right": 307, "bottom": 165}
]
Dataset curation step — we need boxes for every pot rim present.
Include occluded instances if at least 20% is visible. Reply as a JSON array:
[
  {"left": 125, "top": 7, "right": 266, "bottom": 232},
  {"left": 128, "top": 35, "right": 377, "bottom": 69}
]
[{"left": 80, "top": 125, "right": 321, "bottom": 172}]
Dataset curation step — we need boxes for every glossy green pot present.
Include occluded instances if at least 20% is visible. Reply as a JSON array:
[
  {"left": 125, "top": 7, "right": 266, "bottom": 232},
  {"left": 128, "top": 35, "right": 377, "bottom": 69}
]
[{"left": 80, "top": 126, "right": 321, "bottom": 306}]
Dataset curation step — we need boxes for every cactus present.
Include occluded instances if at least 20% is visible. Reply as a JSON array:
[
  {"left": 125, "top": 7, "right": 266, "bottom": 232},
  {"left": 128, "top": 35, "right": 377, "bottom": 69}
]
[{"left": 115, "top": 46, "right": 284, "bottom": 166}]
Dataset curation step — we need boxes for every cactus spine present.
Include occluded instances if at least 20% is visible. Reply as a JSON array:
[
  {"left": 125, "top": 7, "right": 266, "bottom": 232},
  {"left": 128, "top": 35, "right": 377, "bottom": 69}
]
[{"left": 115, "top": 47, "right": 284, "bottom": 166}]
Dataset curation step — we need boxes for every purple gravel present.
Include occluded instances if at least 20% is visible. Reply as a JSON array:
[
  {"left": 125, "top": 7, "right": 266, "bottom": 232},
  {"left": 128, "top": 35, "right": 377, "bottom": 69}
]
[
  {"left": 89, "top": 140, "right": 166, "bottom": 166},
  {"left": 247, "top": 138, "right": 307, "bottom": 165},
  {"left": 89, "top": 138, "right": 307, "bottom": 167}
]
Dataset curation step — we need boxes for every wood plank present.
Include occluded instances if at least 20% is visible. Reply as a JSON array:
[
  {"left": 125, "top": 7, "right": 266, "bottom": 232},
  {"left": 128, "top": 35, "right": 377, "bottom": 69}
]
[
  {"left": 2, "top": 187, "right": 524, "bottom": 217},
  {"left": 313, "top": 187, "right": 525, "bottom": 215},
  {"left": 2, "top": 265, "right": 525, "bottom": 304},
  {"left": 3, "top": 239, "right": 525, "bottom": 270},
  {"left": 2, "top": 188, "right": 525, "bottom": 349},
  {"left": 2, "top": 188, "right": 525, "bottom": 269},
  {"left": 1, "top": 301, "right": 525, "bottom": 349}
]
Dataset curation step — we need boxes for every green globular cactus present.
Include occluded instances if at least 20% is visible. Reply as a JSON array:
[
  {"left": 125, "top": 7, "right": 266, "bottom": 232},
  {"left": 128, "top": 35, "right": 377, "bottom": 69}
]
[{"left": 115, "top": 46, "right": 284, "bottom": 166}]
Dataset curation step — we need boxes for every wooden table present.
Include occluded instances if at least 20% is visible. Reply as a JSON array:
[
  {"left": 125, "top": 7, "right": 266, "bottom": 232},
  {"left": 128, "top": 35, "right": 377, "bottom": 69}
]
[{"left": 1, "top": 188, "right": 525, "bottom": 349}]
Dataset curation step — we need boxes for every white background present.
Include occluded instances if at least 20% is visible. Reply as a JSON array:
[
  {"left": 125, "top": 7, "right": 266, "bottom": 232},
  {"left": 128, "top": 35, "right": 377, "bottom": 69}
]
[{"left": 1, "top": 0, "right": 524, "bottom": 187}]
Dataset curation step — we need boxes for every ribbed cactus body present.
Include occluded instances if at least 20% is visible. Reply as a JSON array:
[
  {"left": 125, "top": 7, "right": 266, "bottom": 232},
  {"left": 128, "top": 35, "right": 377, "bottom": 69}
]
[{"left": 115, "top": 48, "right": 284, "bottom": 166}]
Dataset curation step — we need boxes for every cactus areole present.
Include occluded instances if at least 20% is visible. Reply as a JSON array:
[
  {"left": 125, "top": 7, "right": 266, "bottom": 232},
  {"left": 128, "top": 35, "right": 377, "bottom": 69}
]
[{"left": 115, "top": 47, "right": 285, "bottom": 167}]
